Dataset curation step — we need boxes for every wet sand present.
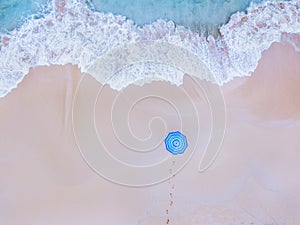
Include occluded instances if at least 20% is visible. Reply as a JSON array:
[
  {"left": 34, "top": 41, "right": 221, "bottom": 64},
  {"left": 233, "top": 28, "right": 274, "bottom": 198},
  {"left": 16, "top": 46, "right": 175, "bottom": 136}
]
[{"left": 0, "top": 40, "right": 300, "bottom": 224}]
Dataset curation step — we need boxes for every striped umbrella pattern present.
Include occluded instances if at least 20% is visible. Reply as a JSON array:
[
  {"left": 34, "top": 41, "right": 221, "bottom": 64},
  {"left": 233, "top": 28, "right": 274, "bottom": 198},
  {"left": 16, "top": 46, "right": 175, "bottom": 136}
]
[{"left": 164, "top": 131, "right": 188, "bottom": 155}]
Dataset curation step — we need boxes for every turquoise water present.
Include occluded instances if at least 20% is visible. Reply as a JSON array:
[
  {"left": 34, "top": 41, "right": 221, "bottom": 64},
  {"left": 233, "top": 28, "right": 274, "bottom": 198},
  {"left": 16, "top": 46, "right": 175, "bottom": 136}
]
[
  {"left": 0, "top": 0, "right": 263, "bottom": 34},
  {"left": 1, "top": 0, "right": 299, "bottom": 98},
  {"left": 88, "top": 0, "right": 263, "bottom": 34},
  {"left": 0, "top": 0, "right": 49, "bottom": 33}
]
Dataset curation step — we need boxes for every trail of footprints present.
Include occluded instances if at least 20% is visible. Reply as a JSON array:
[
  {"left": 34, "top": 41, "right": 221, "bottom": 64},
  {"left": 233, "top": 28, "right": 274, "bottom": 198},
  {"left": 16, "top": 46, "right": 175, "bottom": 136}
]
[{"left": 166, "top": 160, "right": 176, "bottom": 224}]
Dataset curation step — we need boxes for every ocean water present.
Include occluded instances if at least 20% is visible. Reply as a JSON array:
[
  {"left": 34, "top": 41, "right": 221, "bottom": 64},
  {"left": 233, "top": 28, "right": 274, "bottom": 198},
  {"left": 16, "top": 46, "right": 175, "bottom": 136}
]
[
  {"left": 0, "top": 0, "right": 299, "bottom": 97},
  {"left": 0, "top": 0, "right": 263, "bottom": 35},
  {"left": 0, "top": 0, "right": 50, "bottom": 33},
  {"left": 88, "top": 0, "right": 263, "bottom": 34}
]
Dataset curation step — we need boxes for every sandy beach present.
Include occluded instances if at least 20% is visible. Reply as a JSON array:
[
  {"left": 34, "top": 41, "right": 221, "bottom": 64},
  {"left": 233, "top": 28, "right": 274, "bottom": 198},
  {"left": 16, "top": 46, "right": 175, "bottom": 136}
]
[{"left": 0, "top": 34, "right": 299, "bottom": 225}]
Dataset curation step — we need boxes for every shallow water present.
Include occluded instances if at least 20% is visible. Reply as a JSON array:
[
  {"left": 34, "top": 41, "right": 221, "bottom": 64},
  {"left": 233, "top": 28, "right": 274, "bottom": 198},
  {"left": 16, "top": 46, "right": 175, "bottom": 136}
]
[
  {"left": 0, "top": 0, "right": 49, "bottom": 33},
  {"left": 88, "top": 0, "right": 263, "bottom": 34},
  {"left": 1, "top": 0, "right": 262, "bottom": 35}
]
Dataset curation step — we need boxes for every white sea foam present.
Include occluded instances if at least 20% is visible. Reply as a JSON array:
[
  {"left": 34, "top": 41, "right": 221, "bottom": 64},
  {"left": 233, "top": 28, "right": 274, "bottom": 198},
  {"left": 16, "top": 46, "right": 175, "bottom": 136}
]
[
  {"left": 107, "top": 62, "right": 184, "bottom": 90},
  {"left": 0, "top": 0, "right": 299, "bottom": 97}
]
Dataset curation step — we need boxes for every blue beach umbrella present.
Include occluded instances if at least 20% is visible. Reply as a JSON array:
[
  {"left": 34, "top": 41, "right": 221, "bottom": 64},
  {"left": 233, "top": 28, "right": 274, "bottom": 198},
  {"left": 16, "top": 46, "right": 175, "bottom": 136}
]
[{"left": 164, "top": 131, "right": 188, "bottom": 155}]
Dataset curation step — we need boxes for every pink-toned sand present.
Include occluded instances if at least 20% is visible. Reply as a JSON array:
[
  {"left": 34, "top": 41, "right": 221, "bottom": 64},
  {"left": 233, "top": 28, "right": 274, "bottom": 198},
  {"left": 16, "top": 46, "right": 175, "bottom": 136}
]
[{"left": 0, "top": 40, "right": 300, "bottom": 224}]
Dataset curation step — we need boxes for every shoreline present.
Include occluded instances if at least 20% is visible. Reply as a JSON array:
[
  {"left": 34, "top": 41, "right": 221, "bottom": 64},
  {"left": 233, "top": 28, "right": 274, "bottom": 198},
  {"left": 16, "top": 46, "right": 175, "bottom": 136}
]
[{"left": 1, "top": 0, "right": 299, "bottom": 98}]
